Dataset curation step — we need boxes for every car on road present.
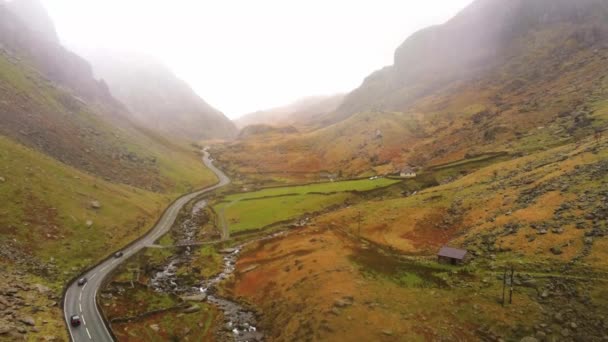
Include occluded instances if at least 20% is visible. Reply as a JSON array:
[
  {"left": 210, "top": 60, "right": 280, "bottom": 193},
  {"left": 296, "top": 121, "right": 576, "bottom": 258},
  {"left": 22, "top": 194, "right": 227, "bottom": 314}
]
[
  {"left": 70, "top": 315, "right": 81, "bottom": 327},
  {"left": 77, "top": 277, "right": 87, "bottom": 286},
  {"left": 114, "top": 251, "right": 123, "bottom": 258}
]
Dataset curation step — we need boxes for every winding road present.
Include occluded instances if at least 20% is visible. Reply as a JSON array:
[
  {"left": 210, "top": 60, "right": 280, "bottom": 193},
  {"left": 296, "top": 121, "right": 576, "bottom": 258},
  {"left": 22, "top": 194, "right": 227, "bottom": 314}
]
[{"left": 63, "top": 149, "right": 230, "bottom": 341}]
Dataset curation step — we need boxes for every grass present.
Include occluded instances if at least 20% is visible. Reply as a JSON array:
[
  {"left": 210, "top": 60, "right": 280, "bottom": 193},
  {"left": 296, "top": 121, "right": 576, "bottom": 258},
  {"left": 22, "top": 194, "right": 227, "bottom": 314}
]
[
  {"left": 0, "top": 136, "right": 172, "bottom": 277},
  {"left": 223, "top": 177, "right": 400, "bottom": 201},
  {"left": 349, "top": 247, "right": 453, "bottom": 288},
  {"left": 213, "top": 178, "right": 400, "bottom": 234},
  {"left": 217, "top": 193, "right": 351, "bottom": 234},
  {"left": 188, "top": 245, "right": 223, "bottom": 278},
  {"left": 112, "top": 303, "right": 218, "bottom": 342}
]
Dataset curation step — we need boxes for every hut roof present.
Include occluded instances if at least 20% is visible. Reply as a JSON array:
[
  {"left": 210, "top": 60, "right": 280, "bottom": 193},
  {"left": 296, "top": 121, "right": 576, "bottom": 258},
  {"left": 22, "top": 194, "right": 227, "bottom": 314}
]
[{"left": 437, "top": 246, "right": 467, "bottom": 260}]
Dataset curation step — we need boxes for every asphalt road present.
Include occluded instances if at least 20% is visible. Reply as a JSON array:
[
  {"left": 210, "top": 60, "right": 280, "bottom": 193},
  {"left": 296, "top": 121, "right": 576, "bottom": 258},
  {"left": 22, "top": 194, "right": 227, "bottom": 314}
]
[{"left": 63, "top": 149, "right": 230, "bottom": 341}]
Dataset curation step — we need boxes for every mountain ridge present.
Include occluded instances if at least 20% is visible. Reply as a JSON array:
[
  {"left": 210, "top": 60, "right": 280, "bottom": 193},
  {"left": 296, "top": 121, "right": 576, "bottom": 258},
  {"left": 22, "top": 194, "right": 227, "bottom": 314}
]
[
  {"left": 84, "top": 51, "right": 237, "bottom": 141},
  {"left": 332, "top": 0, "right": 608, "bottom": 124}
]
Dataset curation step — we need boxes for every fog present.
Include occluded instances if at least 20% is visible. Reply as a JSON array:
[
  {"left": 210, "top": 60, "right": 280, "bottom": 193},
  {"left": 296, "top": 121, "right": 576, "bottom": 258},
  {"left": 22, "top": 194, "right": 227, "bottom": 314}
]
[{"left": 41, "top": 0, "right": 473, "bottom": 118}]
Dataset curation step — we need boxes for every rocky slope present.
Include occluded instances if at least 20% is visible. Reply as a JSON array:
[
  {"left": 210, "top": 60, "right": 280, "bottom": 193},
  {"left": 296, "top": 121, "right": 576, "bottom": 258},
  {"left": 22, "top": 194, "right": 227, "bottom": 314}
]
[
  {"left": 84, "top": 52, "right": 237, "bottom": 141},
  {"left": 335, "top": 0, "right": 608, "bottom": 122},
  {"left": 1, "top": 0, "right": 118, "bottom": 106}
]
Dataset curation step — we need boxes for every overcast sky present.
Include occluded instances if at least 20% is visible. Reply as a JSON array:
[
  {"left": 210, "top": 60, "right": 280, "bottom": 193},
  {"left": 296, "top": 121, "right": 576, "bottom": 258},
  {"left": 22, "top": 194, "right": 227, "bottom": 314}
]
[{"left": 41, "top": 0, "right": 473, "bottom": 119}]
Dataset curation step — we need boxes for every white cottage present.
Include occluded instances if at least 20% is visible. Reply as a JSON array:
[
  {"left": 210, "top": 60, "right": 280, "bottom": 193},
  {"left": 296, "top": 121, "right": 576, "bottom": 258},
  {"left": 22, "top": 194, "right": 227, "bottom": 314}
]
[{"left": 400, "top": 167, "right": 417, "bottom": 178}]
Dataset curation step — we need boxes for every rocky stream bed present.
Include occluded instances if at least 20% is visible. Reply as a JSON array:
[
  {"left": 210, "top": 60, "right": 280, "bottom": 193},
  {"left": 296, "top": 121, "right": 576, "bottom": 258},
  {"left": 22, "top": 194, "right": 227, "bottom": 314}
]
[{"left": 148, "top": 198, "right": 268, "bottom": 341}]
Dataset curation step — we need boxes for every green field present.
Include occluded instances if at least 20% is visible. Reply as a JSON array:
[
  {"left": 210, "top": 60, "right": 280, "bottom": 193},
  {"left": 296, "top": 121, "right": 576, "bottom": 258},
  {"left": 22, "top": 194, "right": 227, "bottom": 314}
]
[
  {"left": 223, "top": 178, "right": 400, "bottom": 202},
  {"left": 214, "top": 178, "right": 400, "bottom": 234},
  {"left": 216, "top": 193, "right": 350, "bottom": 234}
]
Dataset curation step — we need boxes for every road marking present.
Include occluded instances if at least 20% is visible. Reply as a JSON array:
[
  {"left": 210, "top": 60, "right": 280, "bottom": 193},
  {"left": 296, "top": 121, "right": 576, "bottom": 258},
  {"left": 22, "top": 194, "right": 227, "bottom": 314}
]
[
  {"left": 64, "top": 291, "right": 76, "bottom": 342},
  {"left": 79, "top": 292, "right": 82, "bottom": 302},
  {"left": 83, "top": 283, "right": 87, "bottom": 290},
  {"left": 62, "top": 152, "right": 228, "bottom": 341},
  {"left": 79, "top": 303, "right": 82, "bottom": 312},
  {"left": 81, "top": 314, "right": 86, "bottom": 326}
]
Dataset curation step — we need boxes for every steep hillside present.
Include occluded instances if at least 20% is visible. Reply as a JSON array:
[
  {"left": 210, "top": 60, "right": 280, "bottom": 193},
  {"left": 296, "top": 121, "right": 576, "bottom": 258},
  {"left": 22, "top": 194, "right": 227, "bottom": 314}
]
[
  {"left": 235, "top": 94, "right": 345, "bottom": 129},
  {"left": 6, "top": 0, "right": 58, "bottom": 42},
  {"left": 0, "top": 2, "right": 220, "bottom": 339},
  {"left": 215, "top": 0, "right": 608, "bottom": 181},
  {"left": 336, "top": 0, "right": 608, "bottom": 121},
  {"left": 1, "top": 0, "right": 117, "bottom": 105},
  {"left": 85, "top": 52, "right": 237, "bottom": 141},
  {"left": 0, "top": 1, "right": 216, "bottom": 192},
  {"left": 0, "top": 135, "right": 174, "bottom": 341}
]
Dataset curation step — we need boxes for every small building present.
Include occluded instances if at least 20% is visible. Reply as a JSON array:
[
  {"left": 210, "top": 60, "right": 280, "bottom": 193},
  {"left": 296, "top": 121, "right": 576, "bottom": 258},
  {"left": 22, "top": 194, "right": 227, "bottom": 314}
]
[
  {"left": 400, "top": 166, "right": 417, "bottom": 178},
  {"left": 437, "top": 246, "right": 468, "bottom": 265}
]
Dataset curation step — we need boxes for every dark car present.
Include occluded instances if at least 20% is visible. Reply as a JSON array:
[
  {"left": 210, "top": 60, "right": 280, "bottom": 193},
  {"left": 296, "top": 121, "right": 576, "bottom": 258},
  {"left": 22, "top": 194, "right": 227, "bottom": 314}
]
[
  {"left": 70, "top": 315, "right": 81, "bottom": 327},
  {"left": 77, "top": 277, "right": 87, "bottom": 286},
  {"left": 114, "top": 251, "right": 123, "bottom": 258}
]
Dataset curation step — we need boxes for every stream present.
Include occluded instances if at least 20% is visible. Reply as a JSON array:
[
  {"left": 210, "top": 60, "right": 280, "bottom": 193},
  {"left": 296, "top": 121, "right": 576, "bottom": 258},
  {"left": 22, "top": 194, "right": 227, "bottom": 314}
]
[
  {"left": 199, "top": 247, "right": 263, "bottom": 341},
  {"left": 149, "top": 199, "right": 277, "bottom": 341}
]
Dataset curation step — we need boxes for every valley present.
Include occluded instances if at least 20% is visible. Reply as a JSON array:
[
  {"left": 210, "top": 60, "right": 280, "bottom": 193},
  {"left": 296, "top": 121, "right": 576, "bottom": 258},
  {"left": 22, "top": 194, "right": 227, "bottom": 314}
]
[{"left": 2, "top": 0, "right": 608, "bottom": 341}]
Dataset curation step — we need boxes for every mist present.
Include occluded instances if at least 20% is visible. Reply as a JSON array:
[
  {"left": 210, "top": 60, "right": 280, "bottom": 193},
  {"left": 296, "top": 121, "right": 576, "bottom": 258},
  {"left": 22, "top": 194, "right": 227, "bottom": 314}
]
[{"left": 40, "top": 0, "right": 473, "bottom": 118}]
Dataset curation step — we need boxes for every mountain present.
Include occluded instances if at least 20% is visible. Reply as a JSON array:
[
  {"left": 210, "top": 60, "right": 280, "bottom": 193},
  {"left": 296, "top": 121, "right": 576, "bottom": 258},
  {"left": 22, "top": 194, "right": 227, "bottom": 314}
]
[
  {"left": 0, "top": 2, "right": 220, "bottom": 339},
  {"left": 1, "top": 0, "right": 119, "bottom": 106},
  {"left": 5, "top": 0, "right": 58, "bottom": 43},
  {"left": 0, "top": 0, "right": 220, "bottom": 190},
  {"left": 84, "top": 52, "right": 237, "bottom": 141},
  {"left": 235, "top": 94, "right": 345, "bottom": 129},
  {"left": 216, "top": 0, "right": 608, "bottom": 179},
  {"left": 210, "top": 3, "right": 608, "bottom": 339},
  {"left": 334, "top": 0, "right": 608, "bottom": 122}
]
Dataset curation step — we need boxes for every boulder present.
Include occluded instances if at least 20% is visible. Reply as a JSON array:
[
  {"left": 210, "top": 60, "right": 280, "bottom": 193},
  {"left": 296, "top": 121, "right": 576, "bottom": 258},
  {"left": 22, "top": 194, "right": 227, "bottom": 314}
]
[
  {"left": 334, "top": 297, "right": 354, "bottom": 308},
  {"left": 90, "top": 201, "right": 102, "bottom": 209},
  {"left": 520, "top": 337, "right": 539, "bottom": 342},
  {"left": 33, "top": 284, "right": 51, "bottom": 295},
  {"left": 240, "top": 264, "right": 259, "bottom": 273},
  {"left": 19, "top": 316, "right": 35, "bottom": 326},
  {"left": 85, "top": 220, "right": 93, "bottom": 227},
  {"left": 0, "top": 176, "right": 5, "bottom": 183},
  {"left": 183, "top": 304, "right": 201, "bottom": 313},
  {"left": 181, "top": 294, "right": 207, "bottom": 302},
  {"left": 149, "top": 324, "right": 160, "bottom": 332}
]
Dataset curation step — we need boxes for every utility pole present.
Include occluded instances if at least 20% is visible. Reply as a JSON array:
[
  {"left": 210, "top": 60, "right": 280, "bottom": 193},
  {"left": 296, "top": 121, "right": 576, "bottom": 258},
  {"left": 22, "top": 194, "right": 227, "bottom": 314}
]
[
  {"left": 357, "top": 211, "right": 362, "bottom": 237},
  {"left": 509, "top": 265, "right": 515, "bottom": 305},
  {"left": 502, "top": 268, "right": 507, "bottom": 307}
]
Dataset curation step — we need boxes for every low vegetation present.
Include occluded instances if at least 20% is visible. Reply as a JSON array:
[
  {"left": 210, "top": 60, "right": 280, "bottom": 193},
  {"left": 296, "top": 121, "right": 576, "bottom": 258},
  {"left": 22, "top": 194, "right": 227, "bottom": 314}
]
[
  {"left": 0, "top": 133, "right": 216, "bottom": 340},
  {"left": 213, "top": 178, "right": 401, "bottom": 235},
  {"left": 222, "top": 137, "right": 608, "bottom": 341}
]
